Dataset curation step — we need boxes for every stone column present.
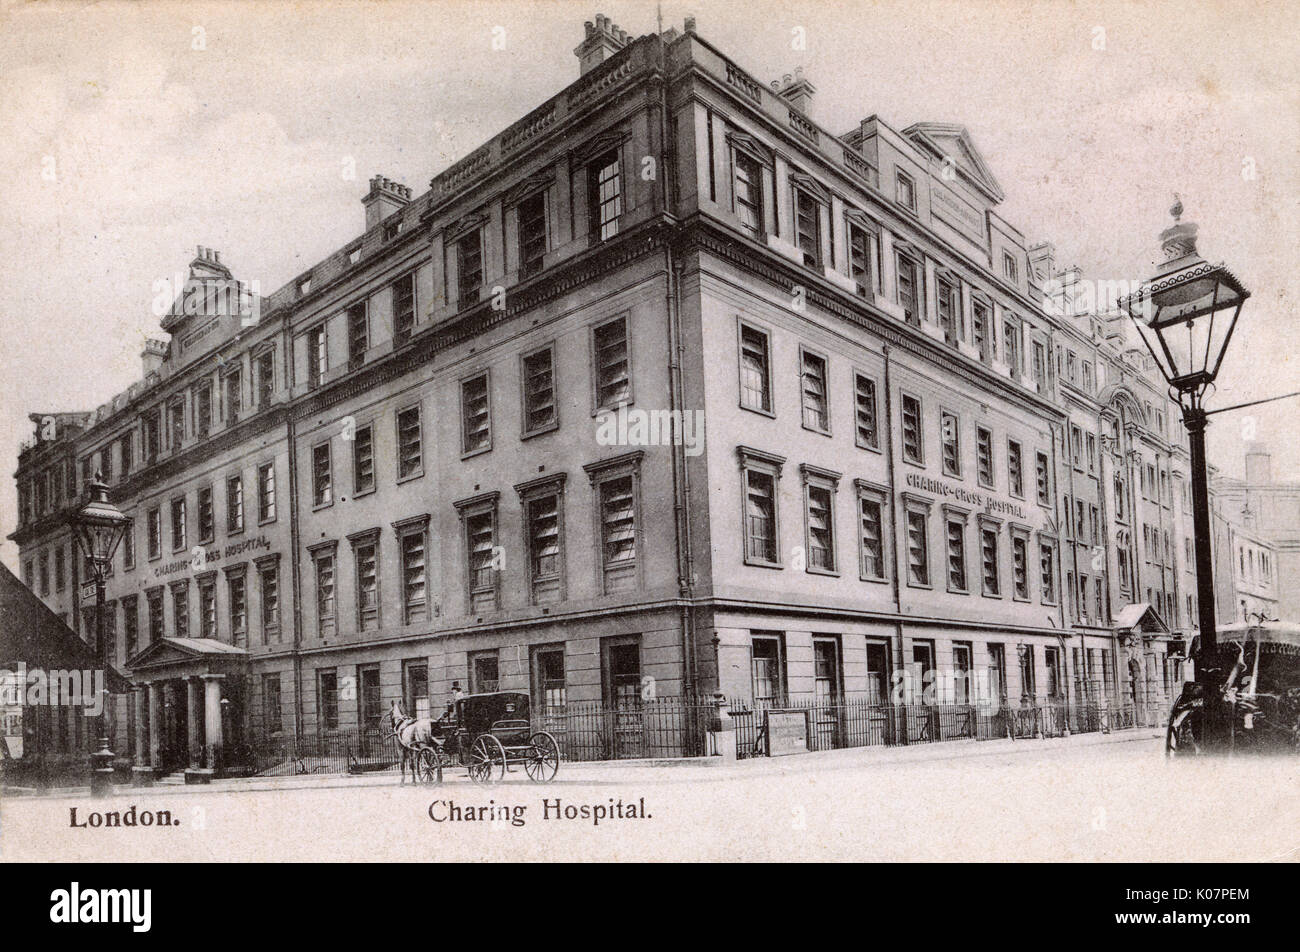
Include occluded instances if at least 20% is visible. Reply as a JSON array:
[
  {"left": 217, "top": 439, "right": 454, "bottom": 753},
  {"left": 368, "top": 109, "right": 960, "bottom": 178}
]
[
  {"left": 148, "top": 682, "right": 163, "bottom": 771},
  {"left": 202, "top": 674, "right": 224, "bottom": 772},
  {"left": 131, "top": 686, "right": 152, "bottom": 785},
  {"left": 186, "top": 677, "right": 202, "bottom": 768}
]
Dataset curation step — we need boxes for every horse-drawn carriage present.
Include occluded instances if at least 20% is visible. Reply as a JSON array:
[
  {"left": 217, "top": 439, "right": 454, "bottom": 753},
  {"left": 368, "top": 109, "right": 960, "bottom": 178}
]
[
  {"left": 1167, "top": 621, "right": 1300, "bottom": 756},
  {"left": 389, "top": 691, "right": 560, "bottom": 784}
]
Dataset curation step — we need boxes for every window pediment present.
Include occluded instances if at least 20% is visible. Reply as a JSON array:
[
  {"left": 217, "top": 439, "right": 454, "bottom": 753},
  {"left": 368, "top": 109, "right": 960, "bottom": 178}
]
[
  {"left": 446, "top": 211, "right": 488, "bottom": 243},
  {"left": 726, "top": 131, "right": 773, "bottom": 166},
  {"left": 789, "top": 171, "right": 830, "bottom": 205},
  {"left": 503, "top": 172, "right": 555, "bottom": 209},
  {"left": 572, "top": 129, "right": 627, "bottom": 167}
]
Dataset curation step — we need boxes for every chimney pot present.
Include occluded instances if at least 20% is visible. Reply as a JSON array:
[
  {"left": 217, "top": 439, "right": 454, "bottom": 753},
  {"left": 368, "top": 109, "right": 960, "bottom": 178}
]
[
  {"left": 685, "top": 16, "right": 696, "bottom": 32},
  {"left": 362, "top": 174, "right": 412, "bottom": 231},
  {"left": 576, "top": 13, "right": 628, "bottom": 75}
]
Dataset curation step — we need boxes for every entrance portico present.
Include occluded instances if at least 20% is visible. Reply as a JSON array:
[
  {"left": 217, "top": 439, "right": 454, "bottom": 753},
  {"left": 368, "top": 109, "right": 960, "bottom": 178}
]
[
  {"left": 126, "top": 638, "right": 248, "bottom": 783},
  {"left": 1113, "top": 602, "right": 1172, "bottom": 725}
]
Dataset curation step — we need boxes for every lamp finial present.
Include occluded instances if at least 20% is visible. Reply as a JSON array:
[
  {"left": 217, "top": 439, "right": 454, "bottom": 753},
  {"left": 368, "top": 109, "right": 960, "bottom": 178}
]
[{"left": 1159, "top": 194, "right": 1198, "bottom": 263}]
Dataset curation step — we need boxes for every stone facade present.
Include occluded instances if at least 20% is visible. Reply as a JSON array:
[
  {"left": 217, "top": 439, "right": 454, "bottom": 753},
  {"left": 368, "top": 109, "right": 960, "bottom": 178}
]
[{"left": 10, "top": 16, "right": 1214, "bottom": 765}]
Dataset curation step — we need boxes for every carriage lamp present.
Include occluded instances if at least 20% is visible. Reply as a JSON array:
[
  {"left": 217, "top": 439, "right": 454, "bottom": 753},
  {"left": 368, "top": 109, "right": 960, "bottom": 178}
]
[
  {"left": 73, "top": 473, "right": 130, "bottom": 795},
  {"left": 1122, "top": 196, "right": 1250, "bottom": 753}
]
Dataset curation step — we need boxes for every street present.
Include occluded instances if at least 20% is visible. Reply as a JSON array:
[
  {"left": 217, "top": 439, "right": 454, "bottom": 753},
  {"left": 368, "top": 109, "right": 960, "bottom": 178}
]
[{"left": 3, "top": 732, "right": 1297, "bottom": 862}]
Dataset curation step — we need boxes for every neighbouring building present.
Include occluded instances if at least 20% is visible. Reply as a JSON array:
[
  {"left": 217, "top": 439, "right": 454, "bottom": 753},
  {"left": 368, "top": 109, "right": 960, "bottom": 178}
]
[
  {"left": 1210, "top": 445, "right": 1297, "bottom": 625},
  {"left": 8, "top": 14, "right": 1207, "bottom": 771}
]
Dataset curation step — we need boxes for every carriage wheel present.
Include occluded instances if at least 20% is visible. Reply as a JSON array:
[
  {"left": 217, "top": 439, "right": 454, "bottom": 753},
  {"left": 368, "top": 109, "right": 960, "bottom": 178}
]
[
  {"left": 524, "top": 732, "right": 560, "bottom": 783},
  {"left": 1166, "top": 707, "right": 1201, "bottom": 758},
  {"left": 468, "top": 735, "right": 506, "bottom": 785},
  {"left": 417, "top": 747, "right": 447, "bottom": 784}
]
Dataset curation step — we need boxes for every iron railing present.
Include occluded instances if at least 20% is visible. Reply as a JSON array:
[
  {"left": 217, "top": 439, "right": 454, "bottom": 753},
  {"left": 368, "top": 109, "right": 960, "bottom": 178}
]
[
  {"left": 226, "top": 729, "right": 403, "bottom": 777},
  {"left": 161, "top": 690, "right": 1176, "bottom": 777},
  {"left": 730, "top": 692, "right": 1168, "bottom": 758},
  {"left": 534, "top": 696, "right": 714, "bottom": 761}
]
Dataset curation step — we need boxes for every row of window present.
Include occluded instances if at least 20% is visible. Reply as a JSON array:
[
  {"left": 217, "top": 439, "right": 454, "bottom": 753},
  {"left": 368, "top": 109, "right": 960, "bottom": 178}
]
[
  {"left": 724, "top": 139, "right": 1040, "bottom": 381},
  {"left": 738, "top": 450, "right": 1060, "bottom": 602},
  {"left": 300, "top": 145, "right": 623, "bottom": 394},
  {"left": 112, "top": 563, "right": 265, "bottom": 659},
  {"left": 292, "top": 635, "right": 616, "bottom": 736},
  {"left": 1238, "top": 545, "right": 1275, "bottom": 586},
  {"left": 20, "top": 141, "right": 628, "bottom": 518},
  {"left": 749, "top": 631, "right": 1067, "bottom": 708},
  {"left": 739, "top": 321, "right": 1053, "bottom": 502},
  {"left": 308, "top": 315, "right": 626, "bottom": 507},
  {"left": 103, "top": 457, "right": 642, "bottom": 653},
  {"left": 125, "top": 463, "right": 277, "bottom": 566}
]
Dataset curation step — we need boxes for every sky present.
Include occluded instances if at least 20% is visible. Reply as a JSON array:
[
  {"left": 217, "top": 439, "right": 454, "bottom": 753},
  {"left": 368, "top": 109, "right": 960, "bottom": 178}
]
[{"left": 1, "top": 0, "right": 1297, "bottom": 570}]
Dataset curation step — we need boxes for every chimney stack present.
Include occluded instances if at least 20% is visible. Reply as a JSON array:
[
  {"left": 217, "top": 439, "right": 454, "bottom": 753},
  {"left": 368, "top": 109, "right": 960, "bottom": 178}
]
[
  {"left": 575, "top": 13, "right": 630, "bottom": 76},
  {"left": 141, "top": 338, "right": 168, "bottom": 377},
  {"left": 1028, "top": 242, "right": 1056, "bottom": 281},
  {"left": 1245, "top": 445, "right": 1273, "bottom": 486},
  {"left": 363, "top": 175, "right": 413, "bottom": 231},
  {"left": 774, "top": 66, "right": 816, "bottom": 116}
]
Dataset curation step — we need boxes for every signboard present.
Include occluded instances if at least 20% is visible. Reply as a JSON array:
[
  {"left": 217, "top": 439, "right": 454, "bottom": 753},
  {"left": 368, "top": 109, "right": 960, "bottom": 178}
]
[
  {"left": 930, "top": 182, "right": 986, "bottom": 245},
  {"left": 79, "top": 581, "right": 97, "bottom": 605},
  {"left": 764, "top": 709, "right": 811, "bottom": 757}
]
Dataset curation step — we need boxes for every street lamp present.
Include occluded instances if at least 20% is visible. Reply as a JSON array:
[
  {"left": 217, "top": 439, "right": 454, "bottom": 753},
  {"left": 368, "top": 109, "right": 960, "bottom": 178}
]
[
  {"left": 1122, "top": 196, "right": 1250, "bottom": 752},
  {"left": 73, "top": 472, "right": 129, "bottom": 795}
]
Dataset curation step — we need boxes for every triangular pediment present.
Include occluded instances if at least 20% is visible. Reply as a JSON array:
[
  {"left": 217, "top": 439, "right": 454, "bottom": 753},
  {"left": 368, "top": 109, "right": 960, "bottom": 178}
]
[
  {"left": 502, "top": 172, "right": 555, "bottom": 209},
  {"left": 159, "top": 249, "right": 254, "bottom": 340},
  {"left": 127, "top": 638, "right": 202, "bottom": 669},
  {"left": 903, "top": 122, "right": 1005, "bottom": 203},
  {"left": 126, "top": 637, "right": 247, "bottom": 671},
  {"left": 1114, "top": 602, "right": 1169, "bottom": 634}
]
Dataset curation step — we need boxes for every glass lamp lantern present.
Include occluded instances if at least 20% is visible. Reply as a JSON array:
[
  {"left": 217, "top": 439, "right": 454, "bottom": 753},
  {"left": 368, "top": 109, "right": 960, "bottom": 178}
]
[
  {"left": 74, "top": 474, "right": 129, "bottom": 582},
  {"left": 1122, "top": 197, "right": 1250, "bottom": 399}
]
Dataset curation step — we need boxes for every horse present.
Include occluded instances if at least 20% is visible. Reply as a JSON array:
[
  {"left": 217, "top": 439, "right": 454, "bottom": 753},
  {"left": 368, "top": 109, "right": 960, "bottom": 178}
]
[{"left": 386, "top": 700, "right": 441, "bottom": 785}]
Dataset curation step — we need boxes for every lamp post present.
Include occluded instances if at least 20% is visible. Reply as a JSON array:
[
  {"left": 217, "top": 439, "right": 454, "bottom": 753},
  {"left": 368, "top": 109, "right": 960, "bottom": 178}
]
[
  {"left": 73, "top": 472, "right": 129, "bottom": 795},
  {"left": 1122, "top": 196, "right": 1250, "bottom": 753}
]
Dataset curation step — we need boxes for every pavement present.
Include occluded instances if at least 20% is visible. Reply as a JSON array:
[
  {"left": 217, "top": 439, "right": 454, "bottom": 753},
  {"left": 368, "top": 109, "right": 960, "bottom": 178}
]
[
  {"left": 3, "top": 725, "right": 1166, "bottom": 799},
  {"left": 4, "top": 726, "right": 1298, "bottom": 861}
]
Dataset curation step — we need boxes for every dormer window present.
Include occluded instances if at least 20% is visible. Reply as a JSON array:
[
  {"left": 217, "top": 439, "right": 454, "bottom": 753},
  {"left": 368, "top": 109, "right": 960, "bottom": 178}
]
[
  {"left": 383, "top": 219, "right": 404, "bottom": 242},
  {"left": 298, "top": 276, "right": 312, "bottom": 297},
  {"left": 1002, "top": 251, "right": 1018, "bottom": 283},
  {"left": 895, "top": 170, "right": 916, "bottom": 211}
]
